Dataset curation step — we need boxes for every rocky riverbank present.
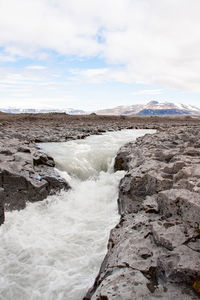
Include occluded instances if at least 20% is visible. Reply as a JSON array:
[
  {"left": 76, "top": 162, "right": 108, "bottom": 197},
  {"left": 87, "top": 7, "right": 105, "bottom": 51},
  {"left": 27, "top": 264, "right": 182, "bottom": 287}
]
[
  {"left": 2, "top": 112, "right": 198, "bottom": 226},
  {"left": 1, "top": 113, "right": 200, "bottom": 299},
  {"left": 85, "top": 125, "right": 200, "bottom": 299},
  {"left": 0, "top": 113, "right": 149, "bottom": 224}
]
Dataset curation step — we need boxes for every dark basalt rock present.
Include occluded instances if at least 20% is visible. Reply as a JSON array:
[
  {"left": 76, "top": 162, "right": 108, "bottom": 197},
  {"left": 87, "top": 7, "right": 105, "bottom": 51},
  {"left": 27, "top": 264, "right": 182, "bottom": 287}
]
[
  {"left": 114, "top": 151, "right": 130, "bottom": 171},
  {"left": 85, "top": 126, "right": 200, "bottom": 299},
  {"left": 33, "top": 151, "right": 55, "bottom": 167},
  {"left": 0, "top": 142, "right": 70, "bottom": 221},
  {"left": 1, "top": 167, "right": 70, "bottom": 211}
]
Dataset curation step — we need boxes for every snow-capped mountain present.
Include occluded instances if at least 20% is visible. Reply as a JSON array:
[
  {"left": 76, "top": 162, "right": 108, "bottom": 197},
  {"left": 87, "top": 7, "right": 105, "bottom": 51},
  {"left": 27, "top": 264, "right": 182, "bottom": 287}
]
[
  {"left": 0, "top": 107, "right": 86, "bottom": 115},
  {"left": 1, "top": 101, "right": 200, "bottom": 116},
  {"left": 96, "top": 101, "right": 200, "bottom": 116}
]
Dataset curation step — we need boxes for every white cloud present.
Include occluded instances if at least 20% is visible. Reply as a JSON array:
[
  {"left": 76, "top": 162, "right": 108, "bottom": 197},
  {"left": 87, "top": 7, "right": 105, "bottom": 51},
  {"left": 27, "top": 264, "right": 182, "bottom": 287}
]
[
  {"left": 0, "top": 53, "right": 16, "bottom": 62},
  {"left": 10, "top": 92, "right": 32, "bottom": 97},
  {"left": 1, "top": 0, "right": 200, "bottom": 90},
  {"left": 0, "top": 96, "right": 76, "bottom": 109},
  {"left": 26, "top": 65, "right": 47, "bottom": 70},
  {"left": 0, "top": 68, "right": 61, "bottom": 99},
  {"left": 71, "top": 68, "right": 110, "bottom": 83},
  {"left": 132, "top": 89, "right": 163, "bottom": 96},
  {"left": 71, "top": 67, "right": 135, "bottom": 83}
]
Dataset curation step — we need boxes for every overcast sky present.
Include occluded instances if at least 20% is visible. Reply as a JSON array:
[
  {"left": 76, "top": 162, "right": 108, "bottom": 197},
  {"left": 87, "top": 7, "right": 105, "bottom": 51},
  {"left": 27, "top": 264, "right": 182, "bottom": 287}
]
[{"left": 0, "top": 0, "right": 200, "bottom": 110}]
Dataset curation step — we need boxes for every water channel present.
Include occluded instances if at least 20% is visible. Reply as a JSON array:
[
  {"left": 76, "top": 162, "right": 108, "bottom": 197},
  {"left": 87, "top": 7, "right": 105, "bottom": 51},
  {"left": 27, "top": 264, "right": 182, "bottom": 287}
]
[{"left": 0, "top": 129, "right": 155, "bottom": 300}]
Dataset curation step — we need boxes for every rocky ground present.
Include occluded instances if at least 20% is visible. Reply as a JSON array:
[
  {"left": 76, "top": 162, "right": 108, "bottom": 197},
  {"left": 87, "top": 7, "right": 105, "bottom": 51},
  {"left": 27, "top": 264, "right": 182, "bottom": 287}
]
[
  {"left": 1, "top": 112, "right": 196, "bottom": 223},
  {"left": 1, "top": 112, "right": 200, "bottom": 299},
  {"left": 0, "top": 112, "right": 159, "bottom": 224},
  {"left": 85, "top": 126, "right": 200, "bottom": 299}
]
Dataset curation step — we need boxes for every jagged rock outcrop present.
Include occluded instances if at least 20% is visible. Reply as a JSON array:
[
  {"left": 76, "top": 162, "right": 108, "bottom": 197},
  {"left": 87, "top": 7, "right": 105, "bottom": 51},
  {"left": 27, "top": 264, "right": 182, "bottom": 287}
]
[
  {"left": 0, "top": 140, "right": 69, "bottom": 213},
  {"left": 85, "top": 126, "right": 200, "bottom": 299}
]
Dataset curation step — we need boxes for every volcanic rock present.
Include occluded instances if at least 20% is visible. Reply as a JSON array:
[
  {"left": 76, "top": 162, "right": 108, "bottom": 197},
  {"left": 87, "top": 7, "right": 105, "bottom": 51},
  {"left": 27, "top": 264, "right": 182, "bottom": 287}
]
[{"left": 86, "top": 126, "right": 200, "bottom": 299}]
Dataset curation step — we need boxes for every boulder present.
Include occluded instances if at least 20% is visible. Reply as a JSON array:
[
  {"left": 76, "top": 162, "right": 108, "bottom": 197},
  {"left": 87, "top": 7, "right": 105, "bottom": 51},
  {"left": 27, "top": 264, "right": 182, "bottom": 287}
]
[
  {"left": 157, "top": 189, "right": 200, "bottom": 226},
  {"left": 0, "top": 142, "right": 70, "bottom": 212},
  {"left": 158, "top": 245, "right": 200, "bottom": 283},
  {"left": 152, "top": 222, "right": 187, "bottom": 250}
]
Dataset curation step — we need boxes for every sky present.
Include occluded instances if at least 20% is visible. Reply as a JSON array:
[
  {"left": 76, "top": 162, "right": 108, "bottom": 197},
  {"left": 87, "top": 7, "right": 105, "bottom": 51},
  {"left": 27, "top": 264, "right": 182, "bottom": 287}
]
[{"left": 0, "top": 0, "right": 200, "bottom": 111}]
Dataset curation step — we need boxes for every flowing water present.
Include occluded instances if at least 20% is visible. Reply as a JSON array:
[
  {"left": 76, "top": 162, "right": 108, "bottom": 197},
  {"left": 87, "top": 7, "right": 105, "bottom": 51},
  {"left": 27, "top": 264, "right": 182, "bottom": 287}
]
[{"left": 0, "top": 129, "right": 155, "bottom": 300}]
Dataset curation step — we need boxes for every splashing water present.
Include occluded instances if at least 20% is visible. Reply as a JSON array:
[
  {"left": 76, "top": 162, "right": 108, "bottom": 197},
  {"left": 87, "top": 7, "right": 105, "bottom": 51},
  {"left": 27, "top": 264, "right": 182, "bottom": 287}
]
[{"left": 0, "top": 129, "right": 155, "bottom": 300}]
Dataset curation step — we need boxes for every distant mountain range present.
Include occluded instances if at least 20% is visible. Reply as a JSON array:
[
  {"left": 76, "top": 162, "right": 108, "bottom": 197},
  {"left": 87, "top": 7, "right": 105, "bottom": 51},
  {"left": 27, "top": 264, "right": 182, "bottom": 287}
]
[
  {"left": 1, "top": 101, "right": 200, "bottom": 116},
  {"left": 96, "top": 101, "right": 200, "bottom": 116},
  {"left": 0, "top": 107, "right": 85, "bottom": 115}
]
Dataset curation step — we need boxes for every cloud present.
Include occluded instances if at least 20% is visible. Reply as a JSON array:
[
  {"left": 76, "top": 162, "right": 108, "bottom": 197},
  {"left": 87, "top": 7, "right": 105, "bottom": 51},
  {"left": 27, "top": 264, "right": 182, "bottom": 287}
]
[
  {"left": 0, "top": 67, "right": 60, "bottom": 100},
  {"left": 71, "top": 67, "right": 135, "bottom": 83},
  {"left": 71, "top": 68, "right": 109, "bottom": 83},
  {"left": 1, "top": 0, "right": 200, "bottom": 90},
  {"left": 0, "top": 96, "right": 76, "bottom": 109},
  {"left": 26, "top": 65, "right": 47, "bottom": 70},
  {"left": 132, "top": 89, "right": 163, "bottom": 96},
  {"left": 0, "top": 53, "right": 16, "bottom": 62},
  {"left": 10, "top": 92, "right": 32, "bottom": 97}
]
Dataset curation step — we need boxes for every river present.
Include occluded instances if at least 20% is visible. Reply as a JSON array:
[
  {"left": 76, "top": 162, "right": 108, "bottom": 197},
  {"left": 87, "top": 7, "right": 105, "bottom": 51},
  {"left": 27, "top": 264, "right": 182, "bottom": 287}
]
[{"left": 0, "top": 129, "right": 155, "bottom": 300}]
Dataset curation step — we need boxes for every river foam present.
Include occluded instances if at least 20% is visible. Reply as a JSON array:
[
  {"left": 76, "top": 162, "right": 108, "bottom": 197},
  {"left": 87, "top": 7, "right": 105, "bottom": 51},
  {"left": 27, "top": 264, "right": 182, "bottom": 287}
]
[{"left": 0, "top": 129, "right": 155, "bottom": 300}]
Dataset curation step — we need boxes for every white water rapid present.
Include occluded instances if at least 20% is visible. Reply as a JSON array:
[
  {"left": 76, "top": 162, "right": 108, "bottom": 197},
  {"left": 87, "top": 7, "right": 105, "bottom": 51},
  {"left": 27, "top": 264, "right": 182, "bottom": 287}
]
[{"left": 0, "top": 129, "right": 155, "bottom": 300}]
